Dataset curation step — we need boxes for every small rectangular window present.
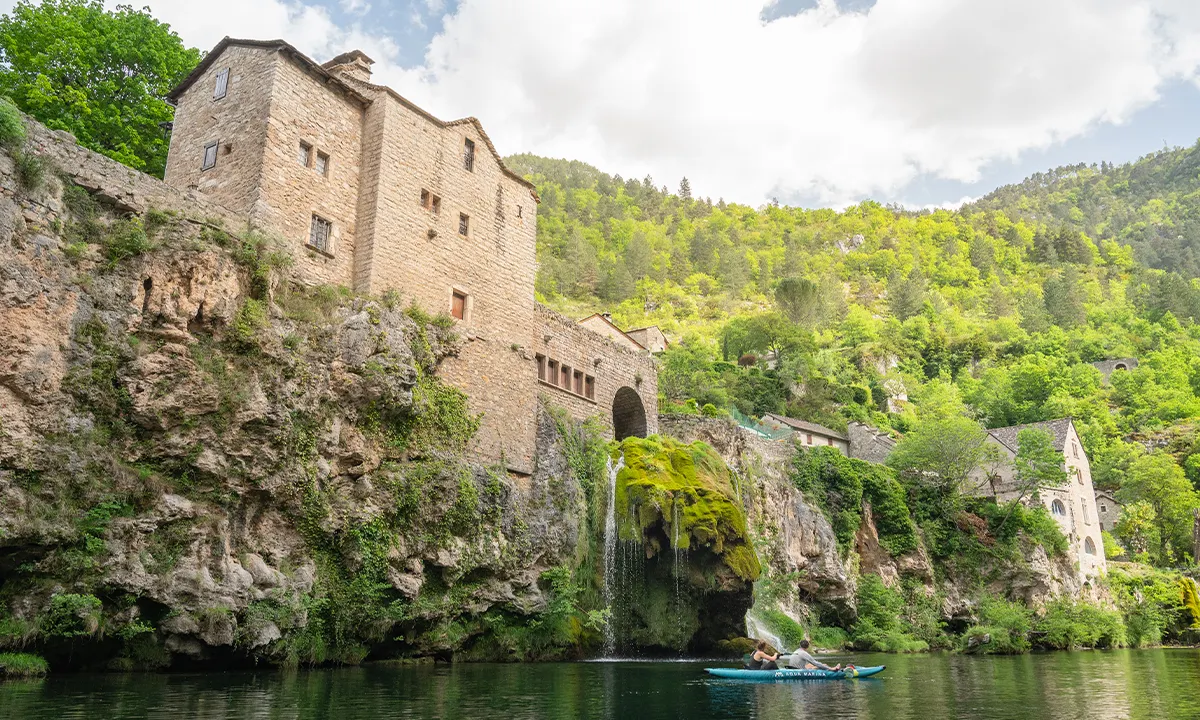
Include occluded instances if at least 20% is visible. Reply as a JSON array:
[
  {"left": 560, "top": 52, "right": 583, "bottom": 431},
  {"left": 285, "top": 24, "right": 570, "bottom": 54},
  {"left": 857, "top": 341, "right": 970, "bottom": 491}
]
[
  {"left": 517, "top": 204, "right": 523, "bottom": 218},
  {"left": 827, "top": 438, "right": 833, "bottom": 446},
  {"left": 1100, "top": 504, "right": 1107, "bottom": 513},
  {"left": 298, "top": 142, "right": 312, "bottom": 168},
  {"left": 585, "top": 376, "right": 595, "bottom": 400},
  {"left": 202, "top": 141, "right": 218, "bottom": 170},
  {"left": 560, "top": 365, "right": 572, "bottom": 389},
  {"left": 463, "top": 138, "right": 475, "bottom": 172},
  {"left": 806, "top": 433, "right": 813, "bottom": 445},
  {"left": 309, "top": 214, "right": 332, "bottom": 253},
  {"left": 432, "top": 196, "right": 441, "bottom": 214},
  {"left": 459, "top": 213, "right": 470, "bottom": 237},
  {"left": 574, "top": 370, "right": 584, "bottom": 395},
  {"left": 536, "top": 354, "right": 546, "bottom": 382},
  {"left": 451, "top": 290, "right": 467, "bottom": 320},
  {"left": 421, "top": 189, "right": 431, "bottom": 209},
  {"left": 315, "top": 151, "right": 329, "bottom": 176},
  {"left": 214, "top": 68, "right": 229, "bottom": 100},
  {"left": 548, "top": 360, "right": 559, "bottom": 386}
]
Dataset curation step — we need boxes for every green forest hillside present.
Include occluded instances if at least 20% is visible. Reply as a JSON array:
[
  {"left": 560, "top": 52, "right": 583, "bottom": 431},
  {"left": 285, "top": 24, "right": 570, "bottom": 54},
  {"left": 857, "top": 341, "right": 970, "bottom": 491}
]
[
  {"left": 507, "top": 151, "right": 1200, "bottom": 566},
  {"left": 967, "top": 142, "right": 1200, "bottom": 278}
]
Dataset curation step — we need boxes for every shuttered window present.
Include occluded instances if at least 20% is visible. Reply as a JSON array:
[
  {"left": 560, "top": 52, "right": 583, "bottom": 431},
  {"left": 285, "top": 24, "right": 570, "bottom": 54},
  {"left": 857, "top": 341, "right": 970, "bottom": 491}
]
[
  {"left": 202, "top": 141, "right": 218, "bottom": 170},
  {"left": 463, "top": 138, "right": 475, "bottom": 171},
  {"left": 451, "top": 291, "right": 467, "bottom": 320},
  {"left": 214, "top": 68, "right": 229, "bottom": 100},
  {"left": 309, "top": 214, "right": 332, "bottom": 253}
]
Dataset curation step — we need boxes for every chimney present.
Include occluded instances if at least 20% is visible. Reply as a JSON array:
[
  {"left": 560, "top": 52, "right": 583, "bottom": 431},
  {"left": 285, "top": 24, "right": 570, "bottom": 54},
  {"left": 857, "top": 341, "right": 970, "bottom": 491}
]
[{"left": 323, "top": 49, "right": 374, "bottom": 84}]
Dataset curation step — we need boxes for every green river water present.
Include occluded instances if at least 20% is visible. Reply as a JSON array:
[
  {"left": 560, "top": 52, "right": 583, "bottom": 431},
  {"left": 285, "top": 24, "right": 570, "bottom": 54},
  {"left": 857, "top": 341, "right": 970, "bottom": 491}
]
[{"left": 1, "top": 649, "right": 1198, "bottom": 719}]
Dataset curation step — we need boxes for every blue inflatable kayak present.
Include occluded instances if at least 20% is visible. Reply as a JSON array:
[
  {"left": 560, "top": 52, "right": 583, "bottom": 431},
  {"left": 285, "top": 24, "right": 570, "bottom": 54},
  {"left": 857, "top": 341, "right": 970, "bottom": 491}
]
[{"left": 705, "top": 665, "right": 885, "bottom": 681}]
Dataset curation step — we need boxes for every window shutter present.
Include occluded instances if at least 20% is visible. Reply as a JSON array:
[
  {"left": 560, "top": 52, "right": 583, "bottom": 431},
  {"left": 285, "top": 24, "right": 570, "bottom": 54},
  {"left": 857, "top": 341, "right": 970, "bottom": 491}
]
[
  {"left": 214, "top": 68, "right": 229, "bottom": 100},
  {"left": 451, "top": 291, "right": 467, "bottom": 320},
  {"left": 202, "top": 141, "right": 218, "bottom": 170}
]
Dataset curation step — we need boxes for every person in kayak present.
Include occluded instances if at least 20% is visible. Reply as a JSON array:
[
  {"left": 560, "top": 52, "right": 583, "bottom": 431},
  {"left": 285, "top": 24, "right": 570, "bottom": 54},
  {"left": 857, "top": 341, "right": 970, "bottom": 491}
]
[
  {"left": 746, "top": 640, "right": 780, "bottom": 670},
  {"left": 786, "top": 639, "right": 844, "bottom": 671}
]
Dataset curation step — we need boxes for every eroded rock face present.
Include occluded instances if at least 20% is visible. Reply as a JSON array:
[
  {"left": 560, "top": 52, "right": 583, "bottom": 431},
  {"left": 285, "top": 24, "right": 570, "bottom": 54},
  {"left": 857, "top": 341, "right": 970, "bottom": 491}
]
[{"left": 0, "top": 139, "right": 590, "bottom": 669}]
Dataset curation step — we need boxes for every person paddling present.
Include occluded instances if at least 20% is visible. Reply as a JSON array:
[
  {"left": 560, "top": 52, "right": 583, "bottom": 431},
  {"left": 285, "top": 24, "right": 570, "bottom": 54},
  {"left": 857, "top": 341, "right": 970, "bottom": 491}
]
[
  {"left": 745, "top": 640, "right": 780, "bottom": 670},
  {"left": 786, "top": 639, "right": 847, "bottom": 672}
]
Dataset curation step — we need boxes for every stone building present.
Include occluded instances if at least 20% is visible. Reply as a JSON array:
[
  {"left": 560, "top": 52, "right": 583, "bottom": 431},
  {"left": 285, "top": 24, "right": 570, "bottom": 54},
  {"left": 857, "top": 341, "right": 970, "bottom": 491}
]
[
  {"left": 970, "top": 418, "right": 1106, "bottom": 579},
  {"left": 164, "top": 38, "right": 656, "bottom": 473},
  {"left": 627, "top": 326, "right": 669, "bottom": 354},
  {"left": 847, "top": 422, "right": 897, "bottom": 465},
  {"left": 1090, "top": 358, "right": 1138, "bottom": 383},
  {"left": 759, "top": 413, "right": 849, "bottom": 454},
  {"left": 1094, "top": 491, "right": 1122, "bottom": 533}
]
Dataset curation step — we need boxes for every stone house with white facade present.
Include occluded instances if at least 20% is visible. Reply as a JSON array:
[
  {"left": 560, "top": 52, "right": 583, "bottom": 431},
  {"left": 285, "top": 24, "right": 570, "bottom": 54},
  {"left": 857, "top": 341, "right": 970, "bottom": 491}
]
[
  {"left": 1095, "top": 491, "right": 1122, "bottom": 534},
  {"left": 971, "top": 418, "right": 1106, "bottom": 579},
  {"left": 164, "top": 38, "right": 657, "bottom": 473}
]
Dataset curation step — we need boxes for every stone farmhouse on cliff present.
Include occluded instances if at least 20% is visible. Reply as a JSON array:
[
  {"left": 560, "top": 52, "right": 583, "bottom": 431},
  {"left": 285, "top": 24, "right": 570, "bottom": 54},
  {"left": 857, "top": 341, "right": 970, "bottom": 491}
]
[
  {"left": 163, "top": 38, "right": 658, "bottom": 474},
  {"left": 969, "top": 418, "right": 1106, "bottom": 579}
]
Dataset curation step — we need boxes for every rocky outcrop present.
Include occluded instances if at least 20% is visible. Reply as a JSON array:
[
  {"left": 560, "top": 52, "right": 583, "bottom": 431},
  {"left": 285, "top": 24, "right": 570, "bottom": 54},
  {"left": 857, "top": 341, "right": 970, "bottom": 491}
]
[{"left": 0, "top": 118, "right": 593, "bottom": 669}]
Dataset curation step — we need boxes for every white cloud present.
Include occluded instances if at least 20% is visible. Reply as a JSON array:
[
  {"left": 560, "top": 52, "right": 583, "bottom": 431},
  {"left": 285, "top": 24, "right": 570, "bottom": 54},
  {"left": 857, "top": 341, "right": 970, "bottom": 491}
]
[
  {"left": 341, "top": 0, "right": 370, "bottom": 16},
  {"left": 6, "top": 0, "right": 1200, "bottom": 205}
]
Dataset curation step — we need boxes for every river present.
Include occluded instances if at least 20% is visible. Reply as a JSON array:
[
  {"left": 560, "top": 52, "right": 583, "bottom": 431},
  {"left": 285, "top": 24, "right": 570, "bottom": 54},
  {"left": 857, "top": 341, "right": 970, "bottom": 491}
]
[{"left": 2, "top": 649, "right": 1198, "bottom": 719}]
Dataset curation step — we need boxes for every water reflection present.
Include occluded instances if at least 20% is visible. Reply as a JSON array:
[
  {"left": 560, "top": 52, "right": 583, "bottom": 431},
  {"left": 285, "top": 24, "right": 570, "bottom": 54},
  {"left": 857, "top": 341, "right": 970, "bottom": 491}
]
[{"left": 1, "top": 650, "right": 1199, "bottom": 719}]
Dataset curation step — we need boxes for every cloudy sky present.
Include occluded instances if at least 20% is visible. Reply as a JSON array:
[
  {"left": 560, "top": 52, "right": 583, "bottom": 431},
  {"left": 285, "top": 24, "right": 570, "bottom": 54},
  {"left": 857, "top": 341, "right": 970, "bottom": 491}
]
[{"left": 20, "top": 0, "right": 1200, "bottom": 208}]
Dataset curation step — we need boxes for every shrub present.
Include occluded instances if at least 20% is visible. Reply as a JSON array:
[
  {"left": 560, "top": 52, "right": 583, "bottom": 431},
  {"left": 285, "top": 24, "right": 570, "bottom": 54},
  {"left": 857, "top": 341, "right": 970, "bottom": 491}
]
[
  {"left": 0, "top": 652, "right": 48, "bottom": 677},
  {"left": 101, "top": 217, "right": 153, "bottom": 266},
  {"left": 229, "top": 298, "right": 268, "bottom": 352},
  {"left": 851, "top": 574, "right": 928, "bottom": 652},
  {"left": 13, "top": 150, "right": 46, "bottom": 191},
  {"left": 0, "top": 97, "right": 24, "bottom": 149},
  {"left": 1035, "top": 599, "right": 1126, "bottom": 650},
  {"left": 963, "top": 596, "right": 1032, "bottom": 654},
  {"left": 809, "top": 625, "right": 849, "bottom": 650},
  {"left": 758, "top": 608, "right": 806, "bottom": 649},
  {"left": 39, "top": 593, "right": 102, "bottom": 639},
  {"left": 1107, "top": 565, "right": 1189, "bottom": 647}
]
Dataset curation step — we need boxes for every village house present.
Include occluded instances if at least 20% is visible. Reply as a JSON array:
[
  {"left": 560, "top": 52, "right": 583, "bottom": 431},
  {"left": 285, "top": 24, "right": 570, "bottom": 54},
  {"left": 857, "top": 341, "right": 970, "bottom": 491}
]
[
  {"left": 1095, "top": 490, "right": 1122, "bottom": 533},
  {"left": 163, "top": 38, "right": 658, "bottom": 473},
  {"left": 759, "top": 413, "right": 850, "bottom": 454},
  {"left": 971, "top": 418, "right": 1106, "bottom": 579}
]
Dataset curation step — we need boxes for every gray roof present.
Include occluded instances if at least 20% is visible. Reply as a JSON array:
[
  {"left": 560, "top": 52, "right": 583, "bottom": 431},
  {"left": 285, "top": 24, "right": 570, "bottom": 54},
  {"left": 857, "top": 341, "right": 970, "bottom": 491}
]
[
  {"left": 762, "top": 413, "right": 848, "bottom": 441},
  {"left": 987, "top": 418, "right": 1074, "bottom": 453}
]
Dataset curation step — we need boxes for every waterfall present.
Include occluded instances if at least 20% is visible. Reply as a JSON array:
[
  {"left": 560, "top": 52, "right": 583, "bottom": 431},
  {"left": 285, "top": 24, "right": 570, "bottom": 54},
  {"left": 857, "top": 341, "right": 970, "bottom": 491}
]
[
  {"left": 672, "top": 501, "right": 682, "bottom": 604},
  {"left": 602, "top": 453, "right": 625, "bottom": 657},
  {"left": 745, "top": 610, "right": 790, "bottom": 655}
]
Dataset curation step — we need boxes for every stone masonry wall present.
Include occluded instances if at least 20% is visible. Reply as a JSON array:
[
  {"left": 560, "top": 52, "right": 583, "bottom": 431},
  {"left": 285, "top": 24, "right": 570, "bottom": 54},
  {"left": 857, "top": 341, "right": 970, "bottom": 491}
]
[
  {"left": 258, "top": 55, "right": 365, "bottom": 288},
  {"left": 332, "top": 82, "right": 542, "bottom": 474},
  {"left": 164, "top": 45, "right": 277, "bottom": 222},
  {"left": 534, "top": 305, "right": 658, "bottom": 439}
]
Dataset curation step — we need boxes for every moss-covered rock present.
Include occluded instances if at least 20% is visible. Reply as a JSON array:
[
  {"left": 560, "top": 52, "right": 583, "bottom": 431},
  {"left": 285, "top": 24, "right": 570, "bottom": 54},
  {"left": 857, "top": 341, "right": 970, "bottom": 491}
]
[
  {"left": 615, "top": 435, "right": 760, "bottom": 582},
  {"left": 606, "top": 436, "right": 758, "bottom": 654}
]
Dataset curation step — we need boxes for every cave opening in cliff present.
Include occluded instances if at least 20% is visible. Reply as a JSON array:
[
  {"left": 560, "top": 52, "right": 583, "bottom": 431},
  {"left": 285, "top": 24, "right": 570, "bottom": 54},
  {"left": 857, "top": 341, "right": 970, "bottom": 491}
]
[{"left": 612, "top": 386, "right": 647, "bottom": 440}]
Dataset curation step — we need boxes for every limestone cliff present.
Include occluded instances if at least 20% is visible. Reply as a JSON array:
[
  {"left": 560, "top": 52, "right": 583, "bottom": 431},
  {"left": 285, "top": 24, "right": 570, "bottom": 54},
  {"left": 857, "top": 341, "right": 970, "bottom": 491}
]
[{"left": 0, "top": 118, "right": 600, "bottom": 669}]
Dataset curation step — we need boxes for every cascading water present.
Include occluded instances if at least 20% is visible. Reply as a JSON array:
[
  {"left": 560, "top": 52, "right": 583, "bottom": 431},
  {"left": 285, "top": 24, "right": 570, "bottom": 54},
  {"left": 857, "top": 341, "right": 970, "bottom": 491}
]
[
  {"left": 601, "top": 454, "right": 625, "bottom": 657},
  {"left": 745, "top": 611, "right": 789, "bottom": 655},
  {"left": 672, "top": 502, "right": 682, "bottom": 603}
]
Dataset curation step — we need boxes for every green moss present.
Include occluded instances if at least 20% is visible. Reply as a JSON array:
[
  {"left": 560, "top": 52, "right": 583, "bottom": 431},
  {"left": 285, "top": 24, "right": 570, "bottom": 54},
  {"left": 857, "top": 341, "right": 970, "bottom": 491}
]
[
  {"left": 614, "top": 435, "right": 759, "bottom": 581},
  {"left": 0, "top": 652, "right": 48, "bottom": 677},
  {"left": 1179, "top": 577, "right": 1200, "bottom": 629}
]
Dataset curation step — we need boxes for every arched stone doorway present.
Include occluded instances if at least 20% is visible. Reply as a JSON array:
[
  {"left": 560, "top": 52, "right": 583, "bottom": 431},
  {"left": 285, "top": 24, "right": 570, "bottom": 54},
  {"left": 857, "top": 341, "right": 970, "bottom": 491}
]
[{"left": 612, "top": 386, "right": 647, "bottom": 440}]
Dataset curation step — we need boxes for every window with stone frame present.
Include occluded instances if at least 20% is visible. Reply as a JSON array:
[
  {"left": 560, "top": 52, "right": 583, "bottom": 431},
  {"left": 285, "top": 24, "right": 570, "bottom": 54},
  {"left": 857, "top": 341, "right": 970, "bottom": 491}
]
[
  {"left": 202, "top": 141, "right": 218, "bottom": 170},
  {"left": 451, "top": 290, "right": 467, "bottom": 320},
  {"left": 315, "top": 151, "right": 329, "bottom": 176},
  {"left": 536, "top": 354, "right": 547, "bottom": 382},
  {"left": 308, "top": 214, "right": 332, "bottom": 254},
  {"left": 459, "top": 212, "right": 470, "bottom": 237},
  {"left": 214, "top": 68, "right": 229, "bottom": 100},
  {"left": 298, "top": 141, "right": 312, "bottom": 168},
  {"left": 463, "top": 138, "right": 475, "bottom": 172},
  {"left": 421, "top": 189, "right": 442, "bottom": 214},
  {"left": 584, "top": 376, "right": 595, "bottom": 400}
]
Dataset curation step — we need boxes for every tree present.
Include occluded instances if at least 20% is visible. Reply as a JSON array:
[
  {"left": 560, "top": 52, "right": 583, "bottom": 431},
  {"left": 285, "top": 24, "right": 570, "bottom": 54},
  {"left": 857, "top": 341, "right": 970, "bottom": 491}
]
[
  {"left": 678, "top": 176, "right": 692, "bottom": 201},
  {"left": 887, "top": 268, "right": 927, "bottom": 320},
  {"left": 1114, "top": 500, "right": 1158, "bottom": 560},
  {"left": 0, "top": 0, "right": 200, "bottom": 176},
  {"left": 998, "top": 428, "right": 1068, "bottom": 529},
  {"left": 774, "top": 276, "right": 821, "bottom": 327},
  {"left": 1117, "top": 453, "right": 1200, "bottom": 564},
  {"left": 888, "top": 415, "right": 992, "bottom": 516},
  {"left": 1043, "top": 266, "right": 1087, "bottom": 328}
]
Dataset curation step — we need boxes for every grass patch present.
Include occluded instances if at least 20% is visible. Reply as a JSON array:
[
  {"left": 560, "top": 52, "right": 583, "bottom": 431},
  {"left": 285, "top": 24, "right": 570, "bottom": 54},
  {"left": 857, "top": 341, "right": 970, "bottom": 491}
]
[{"left": 0, "top": 652, "right": 48, "bottom": 677}]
